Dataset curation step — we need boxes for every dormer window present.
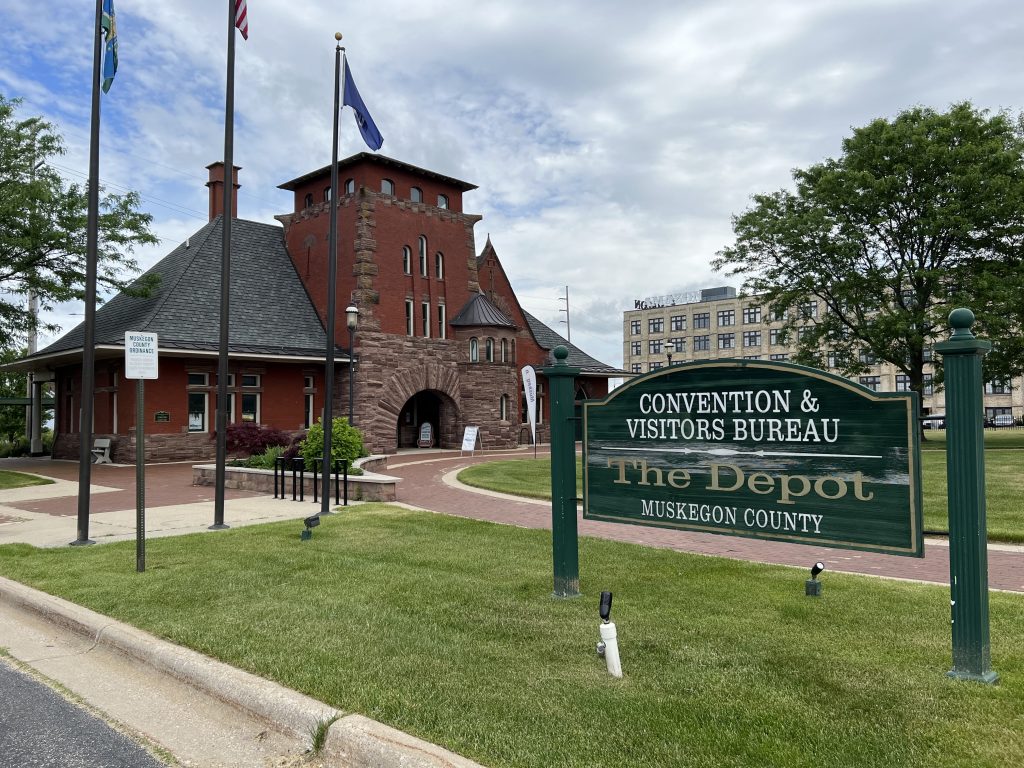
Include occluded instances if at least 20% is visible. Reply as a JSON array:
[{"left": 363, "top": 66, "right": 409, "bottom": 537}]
[
  {"left": 410, "top": 186, "right": 423, "bottom": 203},
  {"left": 437, "top": 194, "right": 448, "bottom": 209},
  {"left": 381, "top": 178, "right": 395, "bottom": 195}
]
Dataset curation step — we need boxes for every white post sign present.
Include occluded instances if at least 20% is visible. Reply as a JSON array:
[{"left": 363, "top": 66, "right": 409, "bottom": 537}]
[
  {"left": 522, "top": 365, "right": 537, "bottom": 444},
  {"left": 125, "top": 332, "right": 159, "bottom": 380}
]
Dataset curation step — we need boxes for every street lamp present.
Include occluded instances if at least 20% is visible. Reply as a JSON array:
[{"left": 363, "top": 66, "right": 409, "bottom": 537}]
[
  {"left": 667, "top": 351, "right": 673, "bottom": 366},
  {"left": 346, "top": 305, "right": 359, "bottom": 424}
]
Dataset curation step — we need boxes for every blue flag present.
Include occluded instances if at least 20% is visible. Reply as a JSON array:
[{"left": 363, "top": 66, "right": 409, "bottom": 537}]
[
  {"left": 342, "top": 58, "right": 383, "bottom": 151},
  {"left": 101, "top": 0, "right": 117, "bottom": 93}
]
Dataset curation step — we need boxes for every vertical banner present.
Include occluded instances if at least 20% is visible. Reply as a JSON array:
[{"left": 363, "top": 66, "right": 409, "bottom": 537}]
[{"left": 522, "top": 365, "right": 537, "bottom": 444}]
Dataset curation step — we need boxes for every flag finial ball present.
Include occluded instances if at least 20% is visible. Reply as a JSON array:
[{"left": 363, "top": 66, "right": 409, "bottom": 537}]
[{"left": 335, "top": 32, "right": 343, "bottom": 41}]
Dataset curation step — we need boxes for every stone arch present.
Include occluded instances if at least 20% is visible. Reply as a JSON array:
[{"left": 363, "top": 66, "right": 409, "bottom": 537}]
[{"left": 374, "top": 363, "right": 462, "bottom": 451}]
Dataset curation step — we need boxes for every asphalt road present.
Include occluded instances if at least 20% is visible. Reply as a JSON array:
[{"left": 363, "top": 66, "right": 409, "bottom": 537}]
[{"left": 0, "top": 658, "right": 168, "bottom": 768}]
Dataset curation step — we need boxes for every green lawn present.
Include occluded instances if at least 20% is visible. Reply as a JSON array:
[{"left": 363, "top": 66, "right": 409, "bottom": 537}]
[
  {"left": 460, "top": 450, "right": 1024, "bottom": 543},
  {"left": 0, "top": 470, "right": 53, "bottom": 490},
  {"left": 0, "top": 507, "right": 1021, "bottom": 768}
]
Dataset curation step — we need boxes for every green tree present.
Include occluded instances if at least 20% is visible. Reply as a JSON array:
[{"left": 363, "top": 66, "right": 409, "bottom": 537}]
[
  {"left": 714, "top": 102, "right": 1024, "bottom": 402},
  {"left": 0, "top": 94, "right": 158, "bottom": 343},
  {"left": 0, "top": 346, "right": 28, "bottom": 443},
  {"left": 300, "top": 417, "right": 366, "bottom": 471}
]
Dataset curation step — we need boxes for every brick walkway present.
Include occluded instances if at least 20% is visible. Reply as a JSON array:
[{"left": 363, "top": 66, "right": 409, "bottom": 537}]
[{"left": 385, "top": 449, "right": 1024, "bottom": 593}]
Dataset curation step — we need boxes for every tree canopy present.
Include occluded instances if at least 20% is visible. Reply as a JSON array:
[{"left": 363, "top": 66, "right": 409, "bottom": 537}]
[
  {"left": 714, "top": 102, "right": 1024, "bottom": 393},
  {"left": 0, "top": 94, "right": 158, "bottom": 347}
]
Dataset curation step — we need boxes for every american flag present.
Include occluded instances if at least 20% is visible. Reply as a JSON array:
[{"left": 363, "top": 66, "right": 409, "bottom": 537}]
[{"left": 234, "top": 0, "right": 248, "bottom": 39}]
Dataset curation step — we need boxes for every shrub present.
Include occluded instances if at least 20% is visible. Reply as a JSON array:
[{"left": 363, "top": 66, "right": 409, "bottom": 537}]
[
  {"left": 300, "top": 417, "right": 365, "bottom": 471},
  {"left": 222, "top": 422, "right": 291, "bottom": 456}
]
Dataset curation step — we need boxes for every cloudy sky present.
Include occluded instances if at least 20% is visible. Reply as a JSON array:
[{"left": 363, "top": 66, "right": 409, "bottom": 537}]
[{"left": 3, "top": 0, "right": 1022, "bottom": 368}]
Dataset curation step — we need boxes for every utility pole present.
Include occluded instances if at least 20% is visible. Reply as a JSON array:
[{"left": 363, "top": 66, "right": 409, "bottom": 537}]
[{"left": 558, "top": 285, "right": 570, "bottom": 342}]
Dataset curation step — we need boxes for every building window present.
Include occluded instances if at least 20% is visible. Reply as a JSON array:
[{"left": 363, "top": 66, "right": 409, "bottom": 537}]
[
  {"left": 437, "top": 304, "right": 446, "bottom": 339},
  {"left": 418, "top": 236, "right": 428, "bottom": 276},
  {"left": 769, "top": 353, "right": 789, "bottom": 361},
  {"left": 630, "top": 341, "right": 642, "bottom": 356},
  {"left": 500, "top": 394, "right": 509, "bottom": 421},
  {"left": 485, "top": 338, "right": 495, "bottom": 362},
  {"left": 743, "top": 306, "right": 762, "bottom": 324},
  {"left": 410, "top": 186, "right": 423, "bottom": 203},
  {"left": 421, "top": 302, "right": 430, "bottom": 338},
  {"left": 896, "top": 374, "right": 911, "bottom": 392},
  {"left": 717, "top": 309, "right": 735, "bottom": 327},
  {"left": 630, "top": 319, "right": 641, "bottom": 335},
  {"left": 859, "top": 376, "right": 881, "bottom": 392},
  {"left": 718, "top": 333, "right": 735, "bottom": 350},
  {"left": 402, "top": 246, "right": 411, "bottom": 274},
  {"left": 769, "top": 328, "right": 785, "bottom": 345},
  {"left": 648, "top": 339, "right": 663, "bottom": 355},
  {"left": 743, "top": 330, "right": 761, "bottom": 347},
  {"left": 797, "top": 326, "right": 812, "bottom": 341},
  {"left": 631, "top": 363, "right": 643, "bottom": 374},
  {"left": 241, "top": 374, "right": 261, "bottom": 423},
  {"left": 743, "top": 355, "right": 761, "bottom": 360},
  {"left": 859, "top": 350, "right": 876, "bottom": 365},
  {"left": 799, "top": 301, "right": 818, "bottom": 319},
  {"left": 469, "top": 337, "right": 479, "bottom": 362},
  {"left": 670, "top": 315, "right": 686, "bottom": 331},
  {"left": 501, "top": 338, "right": 509, "bottom": 362},
  {"left": 923, "top": 374, "right": 934, "bottom": 396},
  {"left": 303, "top": 376, "right": 316, "bottom": 429},
  {"left": 669, "top": 337, "right": 686, "bottom": 353},
  {"left": 923, "top": 348, "right": 934, "bottom": 362},
  {"left": 694, "top": 335, "right": 710, "bottom": 351},
  {"left": 771, "top": 307, "right": 787, "bottom": 321},
  {"left": 188, "top": 392, "right": 207, "bottom": 432},
  {"left": 187, "top": 372, "right": 209, "bottom": 387},
  {"left": 303, "top": 193, "right": 313, "bottom": 209},
  {"left": 986, "top": 380, "right": 1011, "bottom": 395},
  {"left": 693, "top": 312, "right": 710, "bottom": 329},
  {"left": 323, "top": 186, "right": 331, "bottom": 202},
  {"left": 435, "top": 252, "right": 444, "bottom": 280},
  {"left": 405, "top": 300, "right": 414, "bottom": 336},
  {"left": 648, "top": 317, "right": 664, "bottom": 334},
  {"left": 344, "top": 178, "right": 355, "bottom": 194},
  {"left": 649, "top": 362, "right": 662, "bottom": 371},
  {"left": 381, "top": 178, "right": 394, "bottom": 195},
  {"left": 437, "top": 194, "right": 448, "bottom": 209}
]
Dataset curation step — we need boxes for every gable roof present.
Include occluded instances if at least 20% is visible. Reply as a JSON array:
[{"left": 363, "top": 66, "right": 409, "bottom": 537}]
[
  {"left": 30, "top": 217, "right": 331, "bottom": 364},
  {"left": 278, "top": 153, "right": 477, "bottom": 192},
  {"left": 450, "top": 293, "right": 517, "bottom": 328},
  {"left": 523, "top": 311, "right": 625, "bottom": 376}
]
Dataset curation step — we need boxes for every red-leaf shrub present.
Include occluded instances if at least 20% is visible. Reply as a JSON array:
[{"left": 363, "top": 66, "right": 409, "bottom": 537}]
[{"left": 222, "top": 422, "right": 291, "bottom": 456}]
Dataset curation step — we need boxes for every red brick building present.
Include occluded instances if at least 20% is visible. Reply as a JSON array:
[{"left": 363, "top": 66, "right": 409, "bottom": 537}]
[{"left": 13, "top": 154, "right": 621, "bottom": 462}]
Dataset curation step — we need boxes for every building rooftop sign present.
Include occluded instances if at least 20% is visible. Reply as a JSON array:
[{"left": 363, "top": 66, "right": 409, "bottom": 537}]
[{"left": 583, "top": 360, "right": 923, "bottom": 556}]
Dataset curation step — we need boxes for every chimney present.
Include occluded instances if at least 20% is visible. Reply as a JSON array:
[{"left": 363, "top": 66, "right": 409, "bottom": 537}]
[{"left": 205, "top": 162, "right": 241, "bottom": 221}]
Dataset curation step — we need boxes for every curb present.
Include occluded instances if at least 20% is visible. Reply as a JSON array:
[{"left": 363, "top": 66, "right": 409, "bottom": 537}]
[{"left": 0, "top": 576, "right": 485, "bottom": 768}]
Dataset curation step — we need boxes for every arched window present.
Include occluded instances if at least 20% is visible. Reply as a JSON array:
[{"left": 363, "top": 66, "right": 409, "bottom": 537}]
[
  {"left": 303, "top": 193, "right": 313, "bottom": 209},
  {"left": 499, "top": 394, "right": 509, "bottom": 421},
  {"left": 435, "top": 252, "right": 444, "bottom": 280},
  {"left": 410, "top": 186, "right": 423, "bottom": 203},
  {"left": 323, "top": 186, "right": 331, "bottom": 202},
  {"left": 501, "top": 338, "right": 508, "bottom": 362},
  {"left": 381, "top": 178, "right": 394, "bottom": 195},
  {"left": 485, "top": 338, "right": 494, "bottom": 362},
  {"left": 510, "top": 339, "right": 516, "bottom": 363},
  {"left": 418, "top": 236, "right": 428, "bottom": 276},
  {"left": 402, "top": 246, "right": 411, "bottom": 275},
  {"left": 344, "top": 178, "right": 355, "bottom": 194},
  {"left": 437, "top": 194, "right": 449, "bottom": 209},
  {"left": 469, "top": 337, "right": 479, "bottom": 363}
]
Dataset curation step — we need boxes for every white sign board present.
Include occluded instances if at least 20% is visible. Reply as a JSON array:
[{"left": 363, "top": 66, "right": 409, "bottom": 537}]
[
  {"left": 461, "top": 425, "right": 480, "bottom": 453},
  {"left": 124, "top": 332, "right": 159, "bottom": 379},
  {"left": 521, "top": 366, "right": 537, "bottom": 444}
]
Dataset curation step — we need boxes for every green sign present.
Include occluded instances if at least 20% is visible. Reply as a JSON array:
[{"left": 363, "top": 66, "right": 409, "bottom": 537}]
[
  {"left": 154, "top": 411, "right": 170, "bottom": 423},
  {"left": 583, "top": 360, "right": 923, "bottom": 557}
]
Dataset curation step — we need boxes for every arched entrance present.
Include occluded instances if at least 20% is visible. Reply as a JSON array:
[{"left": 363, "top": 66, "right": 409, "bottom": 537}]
[{"left": 396, "top": 390, "right": 456, "bottom": 448}]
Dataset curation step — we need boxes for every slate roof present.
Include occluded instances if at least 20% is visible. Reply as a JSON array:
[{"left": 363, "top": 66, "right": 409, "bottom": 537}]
[
  {"left": 34, "top": 217, "right": 331, "bottom": 360},
  {"left": 449, "top": 293, "right": 517, "bottom": 328},
  {"left": 523, "top": 311, "right": 625, "bottom": 375}
]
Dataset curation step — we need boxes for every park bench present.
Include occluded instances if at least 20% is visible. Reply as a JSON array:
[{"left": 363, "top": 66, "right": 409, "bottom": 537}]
[{"left": 91, "top": 438, "right": 112, "bottom": 464}]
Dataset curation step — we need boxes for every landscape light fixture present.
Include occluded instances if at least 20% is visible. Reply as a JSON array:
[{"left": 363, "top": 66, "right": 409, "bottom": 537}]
[
  {"left": 346, "top": 305, "right": 359, "bottom": 425},
  {"left": 806, "top": 561, "right": 825, "bottom": 597},
  {"left": 301, "top": 514, "right": 321, "bottom": 541},
  {"left": 595, "top": 590, "right": 622, "bottom": 677}
]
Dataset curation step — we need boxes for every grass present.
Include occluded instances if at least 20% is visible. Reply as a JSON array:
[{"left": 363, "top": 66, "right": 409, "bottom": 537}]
[
  {"left": 460, "top": 449, "right": 1024, "bottom": 543},
  {"left": 921, "top": 430, "right": 1024, "bottom": 450},
  {"left": 0, "top": 470, "right": 53, "bottom": 490},
  {"left": 0, "top": 506, "right": 1022, "bottom": 768}
]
